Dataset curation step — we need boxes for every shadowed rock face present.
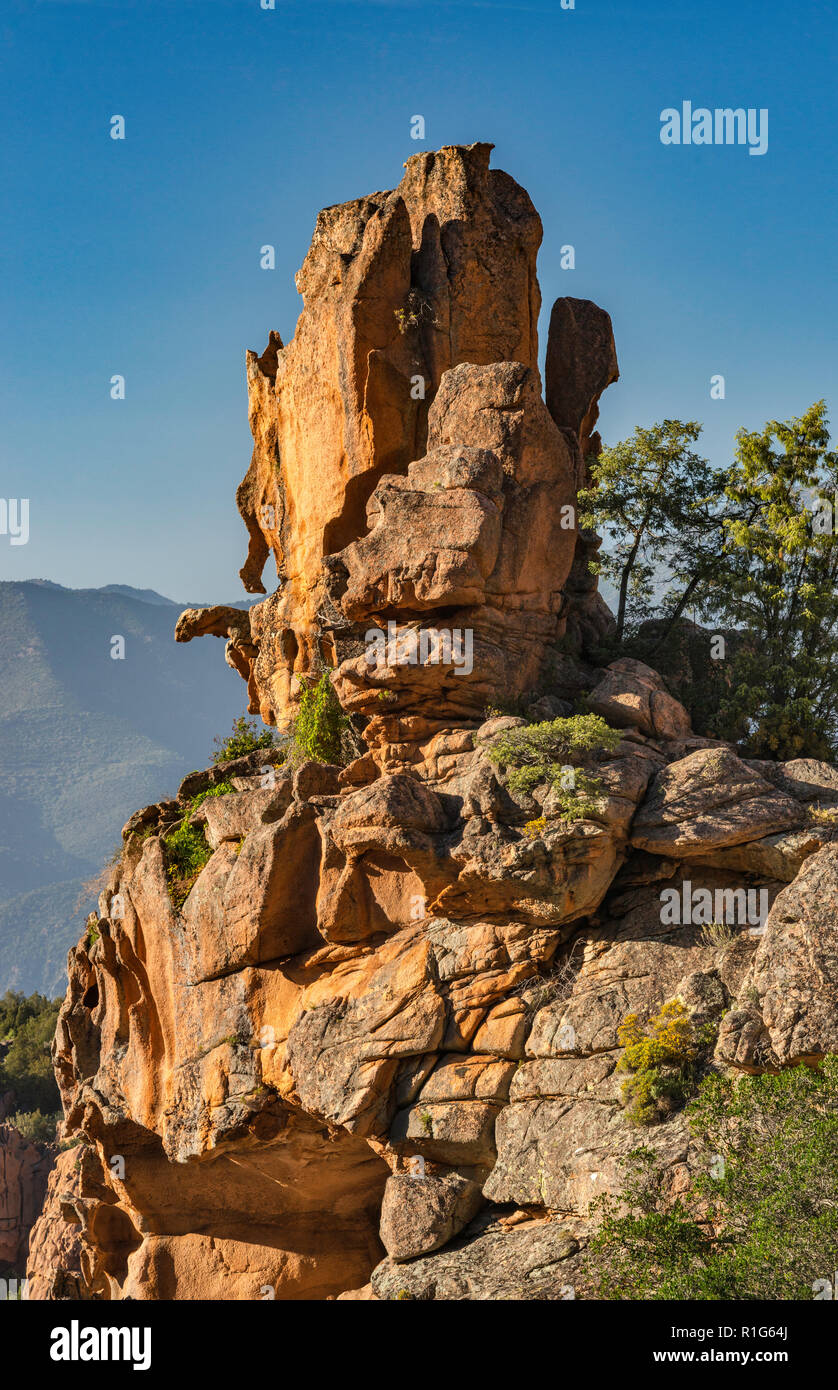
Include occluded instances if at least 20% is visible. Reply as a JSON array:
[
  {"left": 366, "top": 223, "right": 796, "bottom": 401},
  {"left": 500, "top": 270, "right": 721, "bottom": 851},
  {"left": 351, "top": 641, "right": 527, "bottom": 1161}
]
[
  {"left": 0, "top": 1124, "right": 54, "bottom": 1275},
  {"left": 176, "top": 144, "right": 618, "bottom": 742},
  {"left": 544, "top": 296, "right": 620, "bottom": 652}
]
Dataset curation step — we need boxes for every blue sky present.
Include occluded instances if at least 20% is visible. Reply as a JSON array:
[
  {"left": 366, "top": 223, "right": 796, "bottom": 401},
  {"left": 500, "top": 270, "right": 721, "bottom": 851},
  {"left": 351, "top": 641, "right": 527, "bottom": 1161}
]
[{"left": 2, "top": 0, "right": 836, "bottom": 602}]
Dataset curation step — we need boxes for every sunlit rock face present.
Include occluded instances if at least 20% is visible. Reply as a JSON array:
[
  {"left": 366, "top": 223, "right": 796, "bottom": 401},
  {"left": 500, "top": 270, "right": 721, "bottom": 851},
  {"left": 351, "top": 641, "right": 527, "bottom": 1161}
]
[
  {"left": 176, "top": 144, "right": 619, "bottom": 752},
  {"left": 38, "top": 150, "right": 838, "bottom": 1303}
]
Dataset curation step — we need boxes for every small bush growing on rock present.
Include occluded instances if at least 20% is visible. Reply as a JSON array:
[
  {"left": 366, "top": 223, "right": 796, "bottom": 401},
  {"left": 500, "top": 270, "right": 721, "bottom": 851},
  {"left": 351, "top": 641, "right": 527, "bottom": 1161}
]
[
  {"left": 487, "top": 714, "right": 621, "bottom": 814},
  {"left": 514, "top": 943, "right": 583, "bottom": 1018},
  {"left": 484, "top": 695, "right": 527, "bottom": 719},
  {"left": 617, "top": 999, "right": 714, "bottom": 1125},
  {"left": 163, "top": 820, "right": 212, "bottom": 909},
  {"left": 212, "top": 714, "right": 282, "bottom": 765},
  {"left": 188, "top": 779, "right": 235, "bottom": 812},
  {"left": 588, "top": 1058, "right": 838, "bottom": 1299},
  {"left": 699, "top": 920, "right": 735, "bottom": 948},
  {"left": 291, "top": 670, "right": 353, "bottom": 765},
  {"left": 523, "top": 816, "right": 547, "bottom": 839},
  {"left": 394, "top": 289, "right": 435, "bottom": 335}
]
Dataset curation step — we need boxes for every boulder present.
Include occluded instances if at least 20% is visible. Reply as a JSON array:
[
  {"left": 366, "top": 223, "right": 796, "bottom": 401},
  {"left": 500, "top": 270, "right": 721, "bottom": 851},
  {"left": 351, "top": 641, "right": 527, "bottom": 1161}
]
[
  {"left": 631, "top": 747, "right": 802, "bottom": 858},
  {"left": 379, "top": 1171, "right": 483, "bottom": 1262},
  {"left": 717, "top": 846, "right": 838, "bottom": 1069},
  {"left": 586, "top": 658, "right": 691, "bottom": 740},
  {"left": 371, "top": 1211, "right": 581, "bottom": 1300}
]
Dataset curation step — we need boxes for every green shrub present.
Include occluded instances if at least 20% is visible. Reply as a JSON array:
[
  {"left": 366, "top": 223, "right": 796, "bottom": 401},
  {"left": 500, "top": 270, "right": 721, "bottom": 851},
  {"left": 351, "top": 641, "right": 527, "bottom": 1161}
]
[
  {"left": 212, "top": 715, "right": 282, "bottom": 765},
  {"left": 9, "top": 1109, "right": 61, "bottom": 1144},
  {"left": 163, "top": 820, "right": 212, "bottom": 909},
  {"left": 393, "top": 289, "right": 435, "bottom": 335},
  {"left": 588, "top": 1058, "right": 838, "bottom": 1300},
  {"left": 188, "top": 779, "right": 235, "bottom": 812},
  {"left": 699, "top": 920, "right": 735, "bottom": 948},
  {"left": 0, "top": 990, "right": 54, "bottom": 1042},
  {"left": 487, "top": 714, "right": 621, "bottom": 814},
  {"left": 291, "top": 670, "right": 352, "bottom": 765},
  {"left": 0, "top": 994, "right": 61, "bottom": 1115},
  {"left": 484, "top": 695, "right": 527, "bottom": 720},
  {"left": 616, "top": 999, "right": 715, "bottom": 1125}
]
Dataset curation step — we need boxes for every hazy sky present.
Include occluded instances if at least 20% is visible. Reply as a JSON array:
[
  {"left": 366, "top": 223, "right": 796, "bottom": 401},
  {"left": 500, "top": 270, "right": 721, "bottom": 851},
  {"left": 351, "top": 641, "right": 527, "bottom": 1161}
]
[{"left": 2, "top": 0, "right": 836, "bottom": 602}]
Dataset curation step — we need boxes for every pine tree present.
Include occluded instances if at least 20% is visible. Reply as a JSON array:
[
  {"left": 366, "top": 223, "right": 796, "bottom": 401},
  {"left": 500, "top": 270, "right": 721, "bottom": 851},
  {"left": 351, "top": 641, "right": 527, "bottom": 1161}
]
[{"left": 706, "top": 400, "right": 838, "bottom": 758}]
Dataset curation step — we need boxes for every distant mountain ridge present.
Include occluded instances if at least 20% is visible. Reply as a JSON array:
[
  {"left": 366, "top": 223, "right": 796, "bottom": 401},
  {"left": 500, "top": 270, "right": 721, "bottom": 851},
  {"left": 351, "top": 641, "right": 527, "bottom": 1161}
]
[
  {"left": 0, "top": 580, "right": 261, "bottom": 994},
  {"left": 25, "top": 580, "right": 254, "bottom": 610}
]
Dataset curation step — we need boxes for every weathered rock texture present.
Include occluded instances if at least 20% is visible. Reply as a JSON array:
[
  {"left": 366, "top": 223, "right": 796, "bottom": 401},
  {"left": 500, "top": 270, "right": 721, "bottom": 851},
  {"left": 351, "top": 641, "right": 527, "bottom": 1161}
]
[
  {"left": 29, "top": 695, "right": 838, "bottom": 1300},
  {"left": 0, "top": 1124, "right": 54, "bottom": 1275},
  {"left": 176, "top": 143, "right": 618, "bottom": 746},
  {"left": 27, "top": 149, "right": 838, "bottom": 1301}
]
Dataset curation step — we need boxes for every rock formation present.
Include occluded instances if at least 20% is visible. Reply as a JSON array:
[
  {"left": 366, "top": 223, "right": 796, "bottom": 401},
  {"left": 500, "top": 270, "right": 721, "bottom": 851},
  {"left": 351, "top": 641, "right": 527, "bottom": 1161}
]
[
  {"left": 26, "top": 147, "right": 838, "bottom": 1300},
  {"left": 175, "top": 141, "right": 619, "bottom": 747},
  {"left": 0, "top": 1124, "right": 54, "bottom": 1278}
]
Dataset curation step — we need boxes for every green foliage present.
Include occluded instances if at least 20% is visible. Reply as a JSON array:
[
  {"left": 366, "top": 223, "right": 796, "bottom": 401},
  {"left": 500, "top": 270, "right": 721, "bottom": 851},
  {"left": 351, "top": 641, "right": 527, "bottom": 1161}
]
[
  {"left": 617, "top": 999, "right": 714, "bottom": 1125},
  {"left": 212, "top": 715, "right": 282, "bottom": 765},
  {"left": 163, "top": 820, "right": 212, "bottom": 909},
  {"left": 703, "top": 401, "right": 838, "bottom": 758},
  {"left": 0, "top": 993, "right": 61, "bottom": 1115},
  {"left": 487, "top": 714, "right": 621, "bottom": 816},
  {"left": 394, "top": 289, "right": 435, "bottom": 335},
  {"left": 8, "top": 1108, "right": 61, "bottom": 1144},
  {"left": 579, "top": 421, "right": 723, "bottom": 643},
  {"left": 187, "top": 779, "right": 235, "bottom": 812},
  {"left": 699, "top": 920, "right": 735, "bottom": 948},
  {"left": 587, "top": 403, "right": 838, "bottom": 758},
  {"left": 0, "top": 990, "right": 54, "bottom": 1041},
  {"left": 588, "top": 1058, "right": 838, "bottom": 1300},
  {"left": 141, "top": 783, "right": 238, "bottom": 911},
  {"left": 617, "top": 618, "right": 741, "bottom": 740},
  {"left": 290, "top": 670, "right": 352, "bottom": 766}
]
